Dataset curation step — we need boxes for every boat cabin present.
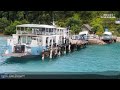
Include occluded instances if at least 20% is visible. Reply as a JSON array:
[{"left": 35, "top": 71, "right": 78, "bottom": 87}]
[
  {"left": 15, "top": 24, "right": 68, "bottom": 44},
  {"left": 102, "top": 27, "right": 112, "bottom": 40},
  {"left": 102, "top": 31, "right": 112, "bottom": 40}
]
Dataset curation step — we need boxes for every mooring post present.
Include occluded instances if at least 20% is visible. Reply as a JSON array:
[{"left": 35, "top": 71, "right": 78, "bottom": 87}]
[
  {"left": 55, "top": 48, "right": 58, "bottom": 57},
  {"left": 58, "top": 46, "right": 61, "bottom": 56},
  {"left": 50, "top": 48, "right": 53, "bottom": 59},
  {"left": 69, "top": 43, "right": 71, "bottom": 52},
  {"left": 58, "top": 50, "right": 61, "bottom": 56},
  {"left": 42, "top": 49, "right": 45, "bottom": 61},
  {"left": 50, "top": 38, "right": 54, "bottom": 59},
  {"left": 64, "top": 45, "right": 66, "bottom": 54}
]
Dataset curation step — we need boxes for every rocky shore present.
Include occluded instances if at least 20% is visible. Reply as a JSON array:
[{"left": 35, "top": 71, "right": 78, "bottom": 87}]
[
  {"left": 116, "top": 37, "right": 120, "bottom": 42},
  {"left": 88, "top": 38, "right": 106, "bottom": 45}
]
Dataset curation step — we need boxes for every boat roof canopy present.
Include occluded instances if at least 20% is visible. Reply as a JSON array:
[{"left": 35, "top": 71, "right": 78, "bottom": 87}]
[
  {"left": 79, "top": 31, "right": 89, "bottom": 35},
  {"left": 57, "top": 27, "right": 66, "bottom": 30},
  {"left": 16, "top": 24, "right": 56, "bottom": 28},
  {"left": 103, "top": 31, "right": 112, "bottom": 35}
]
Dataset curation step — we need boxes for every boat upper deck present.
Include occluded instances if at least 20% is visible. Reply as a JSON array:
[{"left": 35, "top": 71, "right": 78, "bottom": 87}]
[{"left": 16, "top": 24, "right": 69, "bottom": 36}]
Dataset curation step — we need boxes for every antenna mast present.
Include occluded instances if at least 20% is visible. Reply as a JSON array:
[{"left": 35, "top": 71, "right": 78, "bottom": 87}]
[{"left": 52, "top": 12, "right": 55, "bottom": 26}]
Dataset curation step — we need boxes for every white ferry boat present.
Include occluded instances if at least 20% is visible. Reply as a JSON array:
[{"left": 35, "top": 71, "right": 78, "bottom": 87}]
[{"left": 2, "top": 24, "right": 69, "bottom": 58}]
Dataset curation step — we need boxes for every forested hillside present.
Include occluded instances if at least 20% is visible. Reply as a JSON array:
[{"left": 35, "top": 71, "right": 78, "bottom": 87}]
[{"left": 0, "top": 11, "right": 120, "bottom": 36}]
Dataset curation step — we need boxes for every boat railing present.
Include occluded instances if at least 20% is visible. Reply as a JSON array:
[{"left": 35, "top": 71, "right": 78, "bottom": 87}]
[
  {"left": 16, "top": 30, "right": 65, "bottom": 35},
  {"left": 17, "top": 30, "right": 32, "bottom": 34}
]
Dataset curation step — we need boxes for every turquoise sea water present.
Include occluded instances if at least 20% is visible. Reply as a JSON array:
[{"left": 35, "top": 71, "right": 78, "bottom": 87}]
[{"left": 0, "top": 36, "right": 120, "bottom": 75}]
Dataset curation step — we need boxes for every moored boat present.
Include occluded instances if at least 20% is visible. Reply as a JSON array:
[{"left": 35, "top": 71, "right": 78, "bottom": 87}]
[
  {"left": 101, "top": 27, "right": 117, "bottom": 43},
  {"left": 2, "top": 24, "right": 69, "bottom": 58}
]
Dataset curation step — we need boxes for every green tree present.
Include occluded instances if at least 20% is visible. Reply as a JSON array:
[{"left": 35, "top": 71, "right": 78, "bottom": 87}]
[
  {"left": 0, "top": 17, "right": 10, "bottom": 32},
  {"left": 90, "top": 17, "right": 104, "bottom": 35},
  {"left": 66, "top": 13, "right": 82, "bottom": 34},
  {"left": 4, "top": 21, "right": 22, "bottom": 35},
  {"left": 21, "top": 19, "right": 29, "bottom": 24},
  {"left": 16, "top": 11, "right": 25, "bottom": 21},
  {"left": 116, "top": 25, "right": 120, "bottom": 33}
]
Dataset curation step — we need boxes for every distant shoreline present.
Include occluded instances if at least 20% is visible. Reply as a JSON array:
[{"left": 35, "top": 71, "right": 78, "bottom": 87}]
[{"left": 0, "top": 33, "right": 11, "bottom": 37}]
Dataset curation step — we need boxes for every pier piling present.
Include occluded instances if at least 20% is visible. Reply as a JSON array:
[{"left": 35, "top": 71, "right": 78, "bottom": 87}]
[
  {"left": 42, "top": 49, "right": 45, "bottom": 60},
  {"left": 64, "top": 45, "right": 66, "bottom": 54},
  {"left": 50, "top": 48, "right": 53, "bottom": 59},
  {"left": 69, "top": 43, "right": 71, "bottom": 52}
]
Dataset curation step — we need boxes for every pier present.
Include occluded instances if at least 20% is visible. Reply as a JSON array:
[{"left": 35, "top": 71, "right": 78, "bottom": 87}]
[{"left": 41, "top": 40, "right": 88, "bottom": 60}]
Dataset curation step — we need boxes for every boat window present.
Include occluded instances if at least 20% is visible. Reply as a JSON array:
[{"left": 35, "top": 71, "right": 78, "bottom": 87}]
[
  {"left": 21, "top": 27, "right": 24, "bottom": 31},
  {"left": 46, "top": 28, "right": 48, "bottom": 32},
  {"left": 42, "top": 28, "right": 45, "bottom": 31},
  {"left": 49, "top": 28, "right": 51, "bottom": 32},
  {"left": 32, "top": 28, "right": 35, "bottom": 34},
  {"left": 28, "top": 28, "right": 32, "bottom": 31},
  {"left": 53, "top": 28, "right": 54, "bottom": 33},
  {"left": 103, "top": 34, "right": 110, "bottom": 36},
  {"left": 17, "top": 27, "right": 20, "bottom": 30},
  {"left": 39, "top": 28, "right": 42, "bottom": 35},
  {"left": 53, "top": 28, "right": 56, "bottom": 34},
  {"left": 22, "top": 36, "right": 26, "bottom": 43},
  {"left": 27, "top": 36, "right": 32, "bottom": 43},
  {"left": 42, "top": 28, "right": 45, "bottom": 34},
  {"left": 36, "top": 29, "right": 40, "bottom": 35},
  {"left": 51, "top": 28, "right": 53, "bottom": 32},
  {"left": 25, "top": 27, "right": 27, "bottom": 30},
  {"left": 39, "top": 28, "right": 42, "bottom": 31}
]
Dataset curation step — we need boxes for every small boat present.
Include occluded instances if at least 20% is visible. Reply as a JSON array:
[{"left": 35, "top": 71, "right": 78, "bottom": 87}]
[
  {"left": 102, "top": 31, "right": 112, "bottom": 40},
  {"left": 101, "top": 27, "right": 116, "bottom": 43},
  {"left": 79, "top": 31, "right": 89, "bottom": 41}
]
